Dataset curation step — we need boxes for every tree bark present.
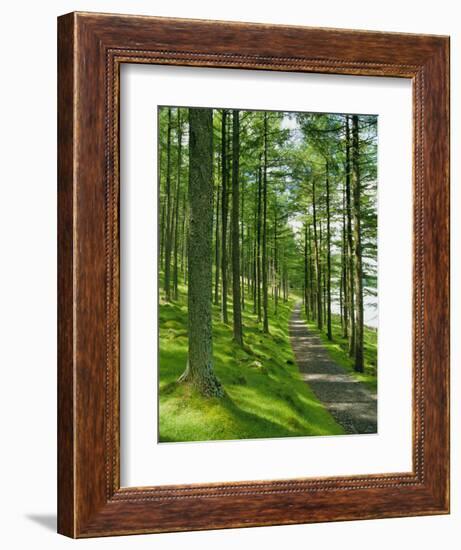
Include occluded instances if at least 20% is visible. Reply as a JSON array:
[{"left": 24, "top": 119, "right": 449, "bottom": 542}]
[
  {"left": 179, "top": 108, "right": 223, "bottom": 397},
  {"left": 257, "top": 162, "right": 262, "bottom": 322},
  {"left": 262, "top": 113, "right": 269, "bottom": 334},
  {"left": 181, "top": 198, "right": 188, "bottom": 285},
  {"left": 220, "top": 110, "right": 229, "bottom": 323},
  {"left": 231, "top": 110, "right": 243, "bottom": 346},
  {"left": 308, "top": 224, "right": 315, "bottom": 320},
  {"left": 252, "top": 175, "right": 258, "bottom": 314},
  {"left": 326, "top": 162, "right": 332, "bottom": 340},
  {"left": 164, "top": 107, "right": 173, "bottom": 301},
  {"left": 274, "top": 200, "right": 279, "bottom": 315},
  {"left": 172, "top": 109, "right": 182, "bottom": 301},
  {"left": 159, "top": 137, "right": 165, "bottom": 271},
  {"left": 341, "top": 182, "right": 349, "bottom": 338},
  {"left": 312, "top": 178, "right": 323, "bottom": 330},
  {"left": 241, "top": 172, "right": 245, "bottom": 311},
  {"left": 345, "top": 115, "right": 355, "bottom": 355},
  {"left": 352, "top": 115, "right": 364, "bottom": 372},
  {"left": 339, "top": 270, "right": 343, "bottom": 332},
  {"left": 304, "top": 222, "right": 309, "bottom": 320},
  {"left": 214, "top": 160, "right": 220, "bottom": 306},
  {"left": 320, "top": 220, "right": 327, "bottom": 325},
  {"left": 160, "top": 198, "right": 165, "bottom": 271}
]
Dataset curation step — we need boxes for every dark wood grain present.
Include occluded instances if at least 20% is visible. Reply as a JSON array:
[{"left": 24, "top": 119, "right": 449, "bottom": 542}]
[
  {"left": 57, "top": 11, "right": 450, "bottom": 538},
  {"left": 57, "top": 12, "right": 75, "bottom": 538}
]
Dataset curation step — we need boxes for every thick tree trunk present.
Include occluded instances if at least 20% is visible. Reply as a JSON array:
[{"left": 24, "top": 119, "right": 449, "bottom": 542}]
[
  {"left": 179, "top": 108, "right": 223, "bottom": 397},
  {"left": 231, "top": 110, "right": 243, "bottom": 346},
  {"left": 352, "top": 115, "right": 364, "bottom": 372},
  {"left": 220, "top": 110, "right": 229, "bottom": 323}
]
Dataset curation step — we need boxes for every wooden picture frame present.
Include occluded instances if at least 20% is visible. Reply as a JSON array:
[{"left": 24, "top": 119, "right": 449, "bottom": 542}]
[{"left": 57, "top": 11, "right": 450, "bottom": 538}]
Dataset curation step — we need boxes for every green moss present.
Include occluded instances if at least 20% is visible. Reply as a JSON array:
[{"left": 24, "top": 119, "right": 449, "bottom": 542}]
[{"left": 158, "top": 282, "right": 345, "bottom": 442}]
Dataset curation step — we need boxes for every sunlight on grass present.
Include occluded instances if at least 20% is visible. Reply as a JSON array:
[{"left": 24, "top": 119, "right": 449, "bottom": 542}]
[{"left": 158, "top": 281, "right": 344, "bottom": 442}]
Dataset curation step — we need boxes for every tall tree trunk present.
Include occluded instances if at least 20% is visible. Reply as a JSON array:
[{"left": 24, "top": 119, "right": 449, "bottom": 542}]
[
  {"left": 312, "top": 178, "right": 323, "bottom": 330},
  {"left": 308, "top": 224, "right": 315, "bottom": 320},
  {"left": 341, "top": 182, "right": 349, "bottom": 339},
  {"left": 283, "top": 263, "right": 290, "bottom": 303},
  {"left": 180, "top": 107, "right": 188, "bottom": 286},
  {"left": 159, "top": 140, "right": 165, "bottom": 271},
  {"left": 181, "top": 200, "right": 188, "bottom": 285},
  {"left": 352, "top": 115, "right": 364, "bottom": 372},
  {"left": 231, "top": 110, "right": 243, "bottom": 346},
  {"left": 281, "top": 248, "right": 287, "bottom": 303},
  {"left": 214, "top": 162, "right": 220, "bottom": 306},
  {"left": 227, "top": 120, "right": 233, "bottom": 291},
  {"left": 179, "top": 108, "right": 223, "bottom": 397},
  {"left": 340, "top": 271, "right": 344, "bottom": 332},
  {"left": 274, "top": 200, "right": 279, "bottom": 315},
  {"left": 326, "top": 162, "right": 332, "bottom": 340},
  {"left": 172, "top": 109, "right": 182, "bottom": 301},
  {"left": 262, "top": 113, "right": 269, "bottom": 333},
  {"left": 220, "top": 110, "right": 229, "bottom": 323},
  {"left": 164, "top": 107, "right": 173, "bottom": 301},
  {"left": 320, "top": 220, "right": 326, "bottom": 325},
  {"left": 252, "top": 175, "right": 258, "bottom": 314},
  {"left": 304, "top": 222, "right": 309, "bottom": 320},
  {"left": 160, "top": 199, "right": 165, "bottom": 271},
  {"left": 345, "top": 115, "right": 355, "bottom": 356},
  {"left": 241, "top": 174, "right": 245, "bottom": 311},
  {"left": 257, "top": 162, "right": 262, "bottom": 322},
  {"left": 323, "top": 256, "right": 327, "bottom": 326}
]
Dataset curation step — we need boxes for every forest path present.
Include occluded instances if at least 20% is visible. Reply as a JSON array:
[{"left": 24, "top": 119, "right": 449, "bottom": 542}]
[{"left": 289, "top": 301, "right": 377, "bottom": 434}]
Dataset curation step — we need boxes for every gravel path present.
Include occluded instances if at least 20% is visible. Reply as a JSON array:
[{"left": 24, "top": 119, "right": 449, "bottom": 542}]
[{"left": 289, "top": 301, "right": 377, "bottom": 434}]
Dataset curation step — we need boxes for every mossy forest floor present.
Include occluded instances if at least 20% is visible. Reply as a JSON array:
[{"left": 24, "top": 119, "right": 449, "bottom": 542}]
[{"left": 159, "top": 281, "right": 377, "bottom": 443}]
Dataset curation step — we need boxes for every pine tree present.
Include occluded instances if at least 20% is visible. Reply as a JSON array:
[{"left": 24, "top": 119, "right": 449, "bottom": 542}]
[{"left": 178, "top": 108, "right": 223, "bottom": 397}]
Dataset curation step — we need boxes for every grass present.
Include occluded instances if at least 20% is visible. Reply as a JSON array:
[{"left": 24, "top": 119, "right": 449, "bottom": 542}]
[
  {"left": 304, "top": 311, "right": 378, "bottom": 393},
  {"left": 158, "top": 280, "right": 345, "bottom": 442}
]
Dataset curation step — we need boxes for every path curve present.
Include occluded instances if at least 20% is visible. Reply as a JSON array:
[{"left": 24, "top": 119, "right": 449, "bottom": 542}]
[{"left": 289, "top": 301, "right": 377, "bottom": 434}]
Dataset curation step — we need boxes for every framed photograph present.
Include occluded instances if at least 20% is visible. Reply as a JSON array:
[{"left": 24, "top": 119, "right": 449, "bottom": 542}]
[{"left": 58, "top": 12, "right": 450, "bottom": 537}]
